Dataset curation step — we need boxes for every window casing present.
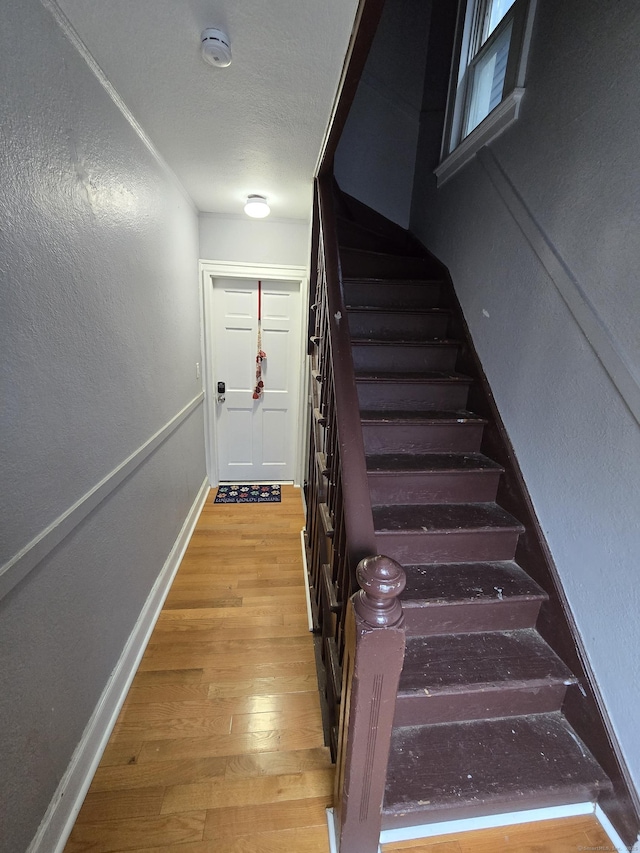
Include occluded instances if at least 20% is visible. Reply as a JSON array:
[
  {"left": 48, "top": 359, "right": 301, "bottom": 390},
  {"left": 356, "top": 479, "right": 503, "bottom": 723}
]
[{"left": 436, "top": 0, "right": 537, "bottom": 185}]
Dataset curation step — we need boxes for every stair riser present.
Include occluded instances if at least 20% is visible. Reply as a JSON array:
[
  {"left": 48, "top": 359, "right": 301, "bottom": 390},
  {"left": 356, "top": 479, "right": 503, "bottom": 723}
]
[
  {"left": 362, "top": 423, "right": 485, "bottom": 455},
  {"left": 348, "top": 311, "right": 449, "bottom": 340},
  {"left": 344, "top": 281, "right": 441, "bottom": 310},
  {"left": 369, "top": 470, "right": 501, "bottom": 505},
  {"left": 374, "top": 529, "right": 521, "bottom": 564},
  {"left": 393, "top": 682, "right": 569, "bottom": 728},
  {"left": 357, "top": 381, "right": 469, "bottom": 412},
  {"left": 402, "top": 598, "right": 543, "bottom": 636},
  {"left": 337, "top": 223, "right": 410, "bottom": 256},
  {"left": 352, "top": 344, "right": 459, "bottom": 373},
  {"left": 340, "top": 250, "right": 438, "bottom": 279}
]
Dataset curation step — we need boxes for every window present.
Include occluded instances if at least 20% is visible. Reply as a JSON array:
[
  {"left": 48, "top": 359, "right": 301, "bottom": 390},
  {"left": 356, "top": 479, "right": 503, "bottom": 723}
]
[{"left": 435, "top": 0, "right": 537, "bottom": 185}]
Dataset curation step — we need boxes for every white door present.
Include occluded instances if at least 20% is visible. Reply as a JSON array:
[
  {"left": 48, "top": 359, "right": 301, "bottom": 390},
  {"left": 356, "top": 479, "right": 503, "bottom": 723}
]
[{"left": 211, "top": 277, "right": 301, "bottom": 482}]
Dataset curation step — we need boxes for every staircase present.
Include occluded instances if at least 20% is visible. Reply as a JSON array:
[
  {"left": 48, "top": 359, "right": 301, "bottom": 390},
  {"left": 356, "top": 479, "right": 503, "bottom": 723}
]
[{"left": 331, "top": 212, "right": 612, "bottom": 832}]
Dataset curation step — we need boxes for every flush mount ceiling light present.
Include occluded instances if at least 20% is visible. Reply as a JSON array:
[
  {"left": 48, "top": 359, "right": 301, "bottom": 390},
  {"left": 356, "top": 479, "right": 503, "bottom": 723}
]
[
  {"left": 201, "top": 28, "right": 232, "bottom": 68},
  {"left": 244, "top": 195, "right": 271, "bottom": 218}
]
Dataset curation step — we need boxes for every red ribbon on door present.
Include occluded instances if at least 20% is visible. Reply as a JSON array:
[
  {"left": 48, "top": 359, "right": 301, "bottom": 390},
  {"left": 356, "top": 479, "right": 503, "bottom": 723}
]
[{"left": 253, "top": 280, "right": 266, "bottom": 399}]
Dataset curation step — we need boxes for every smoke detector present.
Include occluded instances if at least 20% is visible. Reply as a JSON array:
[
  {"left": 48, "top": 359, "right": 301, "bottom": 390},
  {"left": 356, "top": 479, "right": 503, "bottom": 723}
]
[{"left": 201, "top": 28, "right": 232, "bottom": 68}]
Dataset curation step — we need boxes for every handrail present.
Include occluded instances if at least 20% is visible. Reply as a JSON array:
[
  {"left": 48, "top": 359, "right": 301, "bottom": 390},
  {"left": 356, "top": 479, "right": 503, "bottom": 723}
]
[{"left": 316, "top": 175, "right": 377, "bottom": 562}]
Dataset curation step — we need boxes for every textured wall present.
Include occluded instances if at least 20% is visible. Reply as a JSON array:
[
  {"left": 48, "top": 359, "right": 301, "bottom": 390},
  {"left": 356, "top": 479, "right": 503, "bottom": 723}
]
[
  {"left": 56, "top": 0, "right": 361, "bottom": 219},
  {"left": 0, "top": 0, "right": 205, "bottom": 849},
  {"left": 410, "top": 1, "right": 640, "bottom": 794},
  {"left": 334, "top": 0, "right": 432, "bottom": 227},
  {"left": 199, "top": 214, "right": 310, "bottom": 267}
]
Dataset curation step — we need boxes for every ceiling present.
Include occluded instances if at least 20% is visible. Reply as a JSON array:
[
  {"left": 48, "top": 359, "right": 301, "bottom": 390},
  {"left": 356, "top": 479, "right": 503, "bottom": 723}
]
[{"left": 56, "top": 0, "right": 361, "bottom": 220}]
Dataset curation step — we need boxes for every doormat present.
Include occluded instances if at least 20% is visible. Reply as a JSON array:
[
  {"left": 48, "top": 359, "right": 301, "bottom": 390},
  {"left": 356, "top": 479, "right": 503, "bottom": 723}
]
[{"left": 214, "top": 484, "right": 281, "bottom": 504}]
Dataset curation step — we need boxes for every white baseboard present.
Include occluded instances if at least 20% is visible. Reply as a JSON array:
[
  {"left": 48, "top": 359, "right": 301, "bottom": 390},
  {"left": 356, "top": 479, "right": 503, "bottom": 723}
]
[
  {"left": 326, "top": 807, "right": 340, "bottom": 853},
  {"left": 379, "top": 803, "right": 594, "bottom": 846},
  {"left": 27, "top": 477, "right": 210, "bottom": 853},
  {"left": 327, "top": 807, "right": 382, "bottom": 853},
  {"left": 329, "top": 803, "right": 611, "bottom": 853},
  {"left": 300, "top": 528, "right": 313, "bottom": 631}
]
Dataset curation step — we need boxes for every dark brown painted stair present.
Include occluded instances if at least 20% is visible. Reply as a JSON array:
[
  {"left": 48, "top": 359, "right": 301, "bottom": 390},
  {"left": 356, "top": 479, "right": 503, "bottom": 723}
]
[
  {"left": 361, "top": 409, "right": 487, "bottom": 454},
  {"left": 352, "top": 340, "right": 460, "bottom": 372},
  {"left": 367, "top": 452, "right": 503, "bottom": 504},
  {"left": 400, "top": 560, "right": 546, "bottom": 635},
  {"left": 356, "top": 371, "right": 473, "bottom": 411},
  {"left": 373, "top": 502, "right": 525, "bottom": 563},
  {"left": 337, "top": 233, "right": 613, "bottom": 832},
  {"left": 384, "top": 714, "right": 610, "bottom": 829},
  {"left": 344, "top": 277, "right": 442, "bottom": 309},
  {"left": 395, "top": 629, "right": 576, "bottom": 726},
  {"left": 347, "top": 306, "right": 450, "bottom": 339}
]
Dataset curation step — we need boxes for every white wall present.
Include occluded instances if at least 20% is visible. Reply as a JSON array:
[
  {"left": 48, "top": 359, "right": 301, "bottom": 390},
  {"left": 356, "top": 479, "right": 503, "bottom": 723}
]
[
  {"left": 410, "top": 0, "right": 640, "bottom": 797},
  {"left": 0, "top": 1, "right": 205, "bottom": 850},
  {"left": 334, "top": 0, "right": 433, "bottom": 227},
  {"left": 199, "top": 213, "right": 310, "bottom": 267}
]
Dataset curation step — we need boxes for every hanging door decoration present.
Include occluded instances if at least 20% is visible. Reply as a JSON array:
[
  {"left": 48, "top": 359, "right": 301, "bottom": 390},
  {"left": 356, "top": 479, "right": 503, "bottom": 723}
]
[{"left": 253, "top": 280, "right": 267, "bottom": 399}]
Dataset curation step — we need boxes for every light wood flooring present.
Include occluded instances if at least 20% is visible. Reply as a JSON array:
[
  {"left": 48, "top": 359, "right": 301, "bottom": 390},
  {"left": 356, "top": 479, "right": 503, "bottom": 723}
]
[{"left": 64, "top": 486, "right": 616, "bottom": 853}]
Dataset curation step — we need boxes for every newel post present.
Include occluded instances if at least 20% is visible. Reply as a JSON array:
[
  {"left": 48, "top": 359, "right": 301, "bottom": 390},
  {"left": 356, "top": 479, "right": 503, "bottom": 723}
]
[{"left": 333, "top": 555, "right": 406, "bottom": 853}]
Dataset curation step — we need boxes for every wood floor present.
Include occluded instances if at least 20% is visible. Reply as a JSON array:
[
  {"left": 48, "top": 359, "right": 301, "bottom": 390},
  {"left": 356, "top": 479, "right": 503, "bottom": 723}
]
[{"left": 64, "top": 486, "right": 616, "bottom": 853}]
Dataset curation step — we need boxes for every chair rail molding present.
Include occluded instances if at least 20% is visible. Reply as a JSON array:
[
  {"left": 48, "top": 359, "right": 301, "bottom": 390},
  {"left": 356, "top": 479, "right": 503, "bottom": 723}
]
[
  {"left": 478, "top": 146, "right": 640, "bottom": 428},
  {"left": 0, "top": 393, "right": 205, "bottom": 602}
]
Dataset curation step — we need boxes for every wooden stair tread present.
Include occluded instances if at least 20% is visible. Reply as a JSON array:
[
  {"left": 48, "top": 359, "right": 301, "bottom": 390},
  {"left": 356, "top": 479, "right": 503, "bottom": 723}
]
[
  {"left": 399, "top": 629, "right": 574, "bottom": 694},
  {"left": 400, "top": 560, "right": 545, "bottom": 604},
  {"left": 343, "top": 277, "right": 444, "bottom": 286},
  {"left": 367, "top": 452, "right": 503, "bottom": 474},
  {"left": 336, "top": 220, "right": 421, "bottom": 256},
  {"left": 339, "top": 246, "right": 439, "bottom": 270},
  {"left": 336, "top": 215, "right": 427, "bottom": 257},
  {"left": 343, "top": 278, "right": 443, "bottom": 310},
  {"left": 372, "top": 502, "right": 525, "bottom": 535},
  {"left": 351, "top": 339, "right": 460, "bottom": 348},
  {"left": 383, "top": 713, "right": 611, "bottom": 826},
  {"left": 340, "top": 247, "right": 429, "bottom": 260},
  {"left": 347, "top": 306, "right": 450, "bottom": 315},
  {"left": 360, "top": 409, "right": 487, "bottom": 424},
  {"left": 355, "top": 371, "right": 472, "bottom": 383}
]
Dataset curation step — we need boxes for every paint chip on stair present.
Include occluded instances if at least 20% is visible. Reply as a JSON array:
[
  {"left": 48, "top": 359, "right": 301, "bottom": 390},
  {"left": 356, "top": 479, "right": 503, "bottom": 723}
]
[{"left": 482, "top": 308, "right": 490, "bottom": 317}]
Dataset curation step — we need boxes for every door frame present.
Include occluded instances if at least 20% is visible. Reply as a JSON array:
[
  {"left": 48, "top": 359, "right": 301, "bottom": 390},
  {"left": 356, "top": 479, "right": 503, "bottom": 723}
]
[{"left": 199, "top": 260, "right": 309, "bottom": 487}]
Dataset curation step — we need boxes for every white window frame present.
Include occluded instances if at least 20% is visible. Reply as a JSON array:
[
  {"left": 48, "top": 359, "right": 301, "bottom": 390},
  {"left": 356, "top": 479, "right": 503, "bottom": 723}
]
[{"left": 435, "top": 0, "right": 537, "bottom": 186}]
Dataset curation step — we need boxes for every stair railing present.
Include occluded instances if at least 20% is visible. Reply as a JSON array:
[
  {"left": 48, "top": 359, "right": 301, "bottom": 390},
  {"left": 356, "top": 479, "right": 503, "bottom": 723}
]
[{"left": 306, "top": 174, "right": 407, "bottom": 853}]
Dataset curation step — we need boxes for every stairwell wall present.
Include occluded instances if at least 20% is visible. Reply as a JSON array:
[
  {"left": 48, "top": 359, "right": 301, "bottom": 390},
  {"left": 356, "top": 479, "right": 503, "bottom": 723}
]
[
  {"left": 199, "top": 213, "right": 310, "bottom": 267},
  {"left": 0, "top": 1, "right": 205, "bottom": 850},
  {"left": 334, "top": 0, "right": 433, "bottom": 228},
  {"left": 410, "top": 0, "right": 640, "bottom": 799}
]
